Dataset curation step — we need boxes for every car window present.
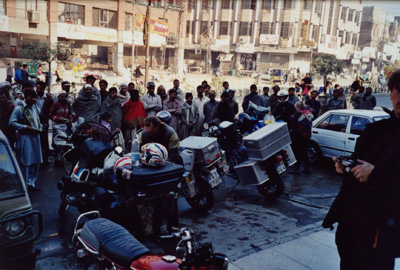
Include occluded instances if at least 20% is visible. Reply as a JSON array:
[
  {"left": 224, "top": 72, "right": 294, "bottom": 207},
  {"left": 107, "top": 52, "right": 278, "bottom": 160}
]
[
  {"left": 350, "top": 117, "right": 372, "bottom": 135},
  {"left": 316, "top": 114, "right": 349, "bottom": 132},
  {"left": 0, "top": 142, "right": 24, "bottom": 198}
]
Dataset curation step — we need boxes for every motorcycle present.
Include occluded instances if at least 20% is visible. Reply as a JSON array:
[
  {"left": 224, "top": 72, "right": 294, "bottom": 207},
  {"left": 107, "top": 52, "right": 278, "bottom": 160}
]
[
  {"left": 179, "top": 136, "right": 229, "bottom": 212},
  {"left": 204, "top": 120, "right": 296, "bottom": 200},
  {"left": 72, "top": 211, "right": 229, "bottom": 270},
  {"left": 57, "top": 121, "right": 123, "bottom": 215},
  {"left": 52, "top": 119, "right": 74, "bottom": 166}
]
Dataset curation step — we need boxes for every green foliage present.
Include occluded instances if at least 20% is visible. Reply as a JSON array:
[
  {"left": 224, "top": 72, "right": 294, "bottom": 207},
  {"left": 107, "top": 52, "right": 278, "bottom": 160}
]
[
  {"left": 22, "top": 42, "right": 73, "bottom": 64},
  {"left": 311, "top": 54, "right": 345, "bottom": 77}
]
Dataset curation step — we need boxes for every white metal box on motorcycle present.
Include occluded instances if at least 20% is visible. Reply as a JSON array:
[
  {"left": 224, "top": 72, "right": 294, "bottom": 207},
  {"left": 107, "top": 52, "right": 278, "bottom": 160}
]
[
  {"left": 243, "top": 122, "right": 292, "bottom": 160},
  {"left": 180, "top": 136, "right": 221, "bottom": 165}
]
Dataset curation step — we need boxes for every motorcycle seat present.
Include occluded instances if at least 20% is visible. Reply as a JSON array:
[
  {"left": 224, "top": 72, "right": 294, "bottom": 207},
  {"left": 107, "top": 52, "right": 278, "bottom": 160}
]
[{"left": 81, "top": 218, "right": 150, "bottom": 268}]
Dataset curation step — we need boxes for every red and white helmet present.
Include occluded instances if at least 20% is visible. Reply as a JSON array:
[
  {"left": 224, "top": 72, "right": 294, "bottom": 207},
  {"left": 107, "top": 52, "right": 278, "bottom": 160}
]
[
  {"left": 113, "top": 157, "right": 132, "bottom": 174},
  {"left": 140, "top": 143, "right": 168, "bottom": 167}
]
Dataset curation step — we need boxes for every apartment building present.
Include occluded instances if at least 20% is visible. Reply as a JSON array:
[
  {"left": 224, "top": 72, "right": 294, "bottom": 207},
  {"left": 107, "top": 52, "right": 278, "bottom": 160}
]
[
  {"left": 184, "top": 0, "right": 363, "bottom": 74},
  {"left": 0, "top": 0, "right": 364, "bottom": 76},
  {"left": 0, "top": 0, "right": 182, "bottom": 74}
]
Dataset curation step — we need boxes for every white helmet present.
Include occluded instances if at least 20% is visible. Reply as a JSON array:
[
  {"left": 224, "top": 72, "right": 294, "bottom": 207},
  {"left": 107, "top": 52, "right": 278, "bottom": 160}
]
[
  {"left": 140, "top": 143, "right": 168, "bottom": 167},
  {"left": 277, "top": 90, "right": 289, "bottom": 103},
  {"left": 113, "top": 157, "right": 132, "bottom": 174}
]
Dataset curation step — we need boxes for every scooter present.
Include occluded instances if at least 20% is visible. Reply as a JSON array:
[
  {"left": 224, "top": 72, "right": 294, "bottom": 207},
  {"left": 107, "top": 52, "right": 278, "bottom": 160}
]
[
  {"left": 179, "top": 136, "right": 229, "bottom": 212},
  {"left": 72, "top": 211, "right": 229, "bottom": 270}
]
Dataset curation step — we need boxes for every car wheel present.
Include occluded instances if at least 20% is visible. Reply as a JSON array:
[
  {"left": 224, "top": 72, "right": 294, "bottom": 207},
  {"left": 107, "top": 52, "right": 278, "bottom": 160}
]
[{"left": 307, "top": 141, "right": 321, "bottom": 163}]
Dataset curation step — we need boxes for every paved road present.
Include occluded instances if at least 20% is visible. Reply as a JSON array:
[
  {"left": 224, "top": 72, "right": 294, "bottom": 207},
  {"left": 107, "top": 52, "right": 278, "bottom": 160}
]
[{"left": 29, "top": 155, "right": 342, "bottom": 269}]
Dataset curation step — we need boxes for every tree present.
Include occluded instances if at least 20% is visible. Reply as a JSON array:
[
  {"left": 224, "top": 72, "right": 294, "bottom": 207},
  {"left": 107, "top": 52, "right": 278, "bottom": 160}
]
[
  {"left": 22, "top": 42, "right": 73, "bottom": 92},
  {"left": 311, "top": 54, "right": 345, "bottom": 85}
]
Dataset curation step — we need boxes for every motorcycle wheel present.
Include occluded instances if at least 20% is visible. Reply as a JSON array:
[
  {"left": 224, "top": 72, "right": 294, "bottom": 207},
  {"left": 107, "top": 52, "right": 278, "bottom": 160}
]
[
  {"left": 185, "top": 177, "right": 214, "bottom": 213},
  {"left": 256, "top": 166, "right": 284, "bottom": 199},
  {"left": 58, "top": 201, "right": 69, "bottom": 216}
]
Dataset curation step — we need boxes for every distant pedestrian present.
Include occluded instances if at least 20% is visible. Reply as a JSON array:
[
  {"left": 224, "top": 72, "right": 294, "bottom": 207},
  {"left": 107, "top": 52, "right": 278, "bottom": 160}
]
[
  {"left": 157, "top": 85, "right": 168, "bottom": 107},
  {"left": 288, "top": 87, "right": 300, "bottom": 106},
  {"left": 72, "top": 83, "right": 101, "bottom": 123},
  {"left": 101, "top": 87, "right": 123, "bottom": 130},
  {"left": 216, "top": 92, "right": 235, "bottom": 123},
  {"left": 142, "top": 81, "right": 162, "bottom": 117},
  {"left": 99, "top": 79, "right": 109, "bottom": 104},
  {"left": 9, "top": 89, "right": 42, "bottom": 191},
  {"left": 327, "top": 89, "right": 345, "bottom": 111},
  {"left": 163, "top": 89, "right": 182, "bottom": 135},
  {"left": 203, "top": 91, "right": 219, "bottom": 124},
  {"left": 6, "top": 59, "right": 13, "bottom": 83},
  {"left": 261, "top": 87, "right": 270, "bottom": 108},
  {"left": 170, "top": 79, "right": 185, "bottom": 103},
  {"left": 242, "top": 84, "right": 263, "bottom": 113},
  {"left": 352, "top": 86, "right": 365, "bottom": 109},
  {"left": 122, "top": 89, "right": 147, "bottom": 149},
  {"left": 268, "top": 85, "right": 281, "bottom": 112},
  {"left": 118, "top": 82, "right": 130, "bottom": 105},
  {"left": 228, "top": 90, "right": 239, "bottom": 115},
  {"left": 180, "top": 92, "right": 199, "bottom": 139},
  {"left": 193, "top": 85, "right": 209, "bottom": 134},
  {"left": 305, "top": 90, "right": 321, "bottom": 119},
  {"left": 360, "top": 87, "right": 377, "bottom": 110}
]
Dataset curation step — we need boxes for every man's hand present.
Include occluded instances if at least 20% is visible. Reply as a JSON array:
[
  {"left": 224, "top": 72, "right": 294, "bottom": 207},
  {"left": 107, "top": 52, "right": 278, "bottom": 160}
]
[
  {"left": 332, "top": 157, "right": 345, "bottom": 174},
  {"left": 351, "top": 160, "right": 375, "bottom": 183}
]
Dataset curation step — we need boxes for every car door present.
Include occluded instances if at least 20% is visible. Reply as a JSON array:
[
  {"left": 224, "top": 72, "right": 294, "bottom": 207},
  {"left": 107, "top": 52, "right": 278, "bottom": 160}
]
[
  {"left": 344, "top": 116, "right": 372, "bottom": 155},
  {"left": 312, "top": 113, "right": 350, "bottom": 158}
]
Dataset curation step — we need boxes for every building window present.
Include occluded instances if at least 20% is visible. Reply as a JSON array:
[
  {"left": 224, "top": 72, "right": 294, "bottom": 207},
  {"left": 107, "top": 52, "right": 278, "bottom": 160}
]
[
  {"left": 341, "top": 7, "right": 347, "bottom": 21},
  {"left": 300, "top": 22, "right": 308, "bottom": 38},
  {"left": 312, "top": 25, "right": 318, "bottom": 40},
  {"left": 260, "top": 22, "right": 274, "bottom": 35},
  {"left": 262, "top": 0, "right": 275, "bottom": 9},
  {"left": 93, "top": 8, "right": 116, "bottom": 29},
  {"left": 239, "top": 22, "right": 252, "bottom": 36},
  {"left": 221, "top": 0, "right": 231, "bottom": 9},
  {"left": 58, "top": 3, "right": 85, "bottom": 25},
  {"left": 186, "top": 20, "right": 195, "bottom": 35},
  {"left": 348, "top": 9, "right": 354, "bottom": 22},
  {"left": 125, "top": 13, "right": 133, "bottom": 31},
  {"left": 0, "top": 0, "right": 5, "bottom": 15},
  {"left": 167, "top": 0, "right": 176, "bottom": 6},
  {"left": 220, "top": 21, "right": 230, "bottom": 35},
  {"left": 314, "top": 0, "right": 322, "bottom": 15},
  {"left": 187, "top": 0, "right": 195, "bottom": 10},
  {"left": 280, "top": 22, "right": 293, "bottom": 37},
  {"left": 242, "top": 0, "right": 256, "bottom": 10},
  {"left": 339, "top": 30, "right": 344, "bottom": 45},
  {"left": 26, "top": 0, "right": 37, "bottom": 11},
  {"left": 345, "top": 32, "right": 351, "bottom": 44},
  {"left": 352, "top": 33, "right": 358, "bottom": 45},
  {"left": 355, "top": 11, "right": 361, "bottom": 24},
  {"left": 283, "top": 0, "right": 292, "bottom": 10},
  {"left": 208, "top": 0, "right": 215, "bottom": 9},
  {"left": 201, "top": 21, "right": 210, "bottom": 35},
  {"left": 303, "top": 0, "right": 312, "bottom": 10}
]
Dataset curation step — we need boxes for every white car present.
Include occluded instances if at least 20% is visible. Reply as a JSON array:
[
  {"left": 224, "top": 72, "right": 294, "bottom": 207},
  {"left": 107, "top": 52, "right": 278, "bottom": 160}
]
[{"left": 307, "top": 109, "right": 390, "bottom": 162}]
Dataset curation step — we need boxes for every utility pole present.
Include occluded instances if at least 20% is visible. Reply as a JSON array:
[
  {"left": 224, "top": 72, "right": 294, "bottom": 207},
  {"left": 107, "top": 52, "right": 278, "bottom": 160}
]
[
  {"left": 131, "top": 2, "right": 135, "bottom": 82},
  {"left": 144, "top": 0, "right": 151, "bottom": 88}
]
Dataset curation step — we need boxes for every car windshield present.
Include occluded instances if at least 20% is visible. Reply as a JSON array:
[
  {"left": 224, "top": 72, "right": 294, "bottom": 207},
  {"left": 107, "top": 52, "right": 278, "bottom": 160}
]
[{"left": 0, "top": 142, "right": 24, "bottom": 199}]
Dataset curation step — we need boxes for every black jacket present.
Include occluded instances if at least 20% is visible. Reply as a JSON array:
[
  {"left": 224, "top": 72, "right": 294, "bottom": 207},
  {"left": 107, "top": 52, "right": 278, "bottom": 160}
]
[
  {"left": 323, "top": 113, "right": 400, "bottom": 238},
  {"left": 272, "top": 101, "right": 296, "bottom": 123}
]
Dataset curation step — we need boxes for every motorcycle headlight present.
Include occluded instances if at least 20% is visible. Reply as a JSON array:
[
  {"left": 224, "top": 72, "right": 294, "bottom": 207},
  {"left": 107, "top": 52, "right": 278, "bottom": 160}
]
[{"left": 5, "top": 218, "right": 27, "bottom": 238}]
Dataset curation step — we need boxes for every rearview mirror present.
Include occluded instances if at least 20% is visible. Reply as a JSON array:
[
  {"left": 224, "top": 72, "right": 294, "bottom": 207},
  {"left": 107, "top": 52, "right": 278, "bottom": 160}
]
[{"left": 203, "top": 123, "right": 209, "bottom": 130}]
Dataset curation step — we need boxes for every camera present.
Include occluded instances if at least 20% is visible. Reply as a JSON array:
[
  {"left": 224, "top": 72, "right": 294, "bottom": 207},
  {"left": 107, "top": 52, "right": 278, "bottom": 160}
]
[{"left": 337, "top": 156, "right": 360, "bottom": 173}]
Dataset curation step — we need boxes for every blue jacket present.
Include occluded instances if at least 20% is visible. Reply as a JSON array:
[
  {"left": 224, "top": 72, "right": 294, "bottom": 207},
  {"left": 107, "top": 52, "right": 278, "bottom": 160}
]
[{"left": 14, "top": 68, "right": 23, "bottom": 83}]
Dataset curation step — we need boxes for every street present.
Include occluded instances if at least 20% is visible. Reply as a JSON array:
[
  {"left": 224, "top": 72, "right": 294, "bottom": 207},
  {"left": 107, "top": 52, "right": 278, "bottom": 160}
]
[{"left": 28, "top": 94, "right": 393, "bottom": 269}]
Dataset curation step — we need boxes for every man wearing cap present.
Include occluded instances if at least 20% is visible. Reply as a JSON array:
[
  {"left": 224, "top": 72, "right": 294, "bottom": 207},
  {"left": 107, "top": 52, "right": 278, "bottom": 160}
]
[
  {"left": 327, "top": 88, "right": 345, "bottom": 111},
  {"left": 9, "top": 89, "right": 43, "bottom": 191},
  {"left": 142, "top": 81, "right": 162, "bottom": 117},
  {"left": 54, "top": 81, "right": 72, "bottom": 102}
]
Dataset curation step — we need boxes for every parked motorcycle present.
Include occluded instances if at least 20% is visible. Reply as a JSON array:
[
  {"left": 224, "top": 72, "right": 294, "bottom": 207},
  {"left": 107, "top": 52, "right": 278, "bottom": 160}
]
[
  {"left": 52, "top": 119, "right": 74, "bottom": 166},
  {"left": 72, "top": 211, "right": 229, "bottom": 270},
  {"left": 57, "top": 121, "right": 122, "bottom": 215},
  {"left": 204, "top": 120, "right": 296, "bottom": 200},
  {"left": 179, "top": 136, "right": 229, "bottom": 212}
]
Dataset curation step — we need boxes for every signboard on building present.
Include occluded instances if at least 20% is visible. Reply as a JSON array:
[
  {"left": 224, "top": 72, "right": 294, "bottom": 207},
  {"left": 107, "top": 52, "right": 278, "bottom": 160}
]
[
  {"left": 317, "top": 35, "right": 341, "bottom": 55},
  {"left": 236, "top": 43, "right": 254, "bottom": 53},
  {"left": 351, "top": 58, "right": 360, "bottom": 64},
  {"left": 362, "top": 47, "right": 376, "bottom": 59},
  {"left": 0, "top": 15, "right": 8, "bottom": 32},
  {"left": 259, "top": 34, "right": 279, "bottom": 45},
  {"left": 210, "top": 39, "right": 230, "bottom": 53},
  {"left": 135, "top": 14, "right": 169, "bottom": 37},
  {"left": 57, "top": 23, "right": 117, "bottom": 42},
  {"left": 123, "top": 31, "right": 133, "bottom": 44},
  {"left": 133, "top": 31, "right": 166, "bottom": 47}
]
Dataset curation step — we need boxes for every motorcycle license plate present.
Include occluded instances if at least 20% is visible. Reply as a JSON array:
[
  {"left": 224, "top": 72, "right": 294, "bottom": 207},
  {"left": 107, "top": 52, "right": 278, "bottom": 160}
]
[
  {"left": 276, "top": 163, "right": 286, "bottom": 174},
  {"left": 207, "top": 169, "right": 222, "bottom": 188}
]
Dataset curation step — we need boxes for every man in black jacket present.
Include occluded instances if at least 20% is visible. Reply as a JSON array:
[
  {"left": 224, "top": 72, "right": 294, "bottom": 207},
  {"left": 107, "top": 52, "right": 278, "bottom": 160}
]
[{"left": 323, "top": 70, "right": 400, "bottom": 270}]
